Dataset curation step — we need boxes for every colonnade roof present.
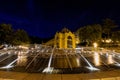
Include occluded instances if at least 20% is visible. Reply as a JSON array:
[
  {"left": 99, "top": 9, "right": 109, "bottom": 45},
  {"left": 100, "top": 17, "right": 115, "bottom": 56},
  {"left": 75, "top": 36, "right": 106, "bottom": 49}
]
[{"left": 61, "top": 28, "right": 71, "bottom": 33}]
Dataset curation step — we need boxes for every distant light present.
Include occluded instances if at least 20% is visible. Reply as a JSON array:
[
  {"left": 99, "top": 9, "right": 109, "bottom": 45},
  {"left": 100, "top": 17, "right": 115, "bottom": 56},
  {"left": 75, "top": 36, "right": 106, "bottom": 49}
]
[
  {"left": 116, "top": 41, "right": 119, "bottom": 43},
  {"left": 106, "top": 39, "right": 111, "bottom": 43},
  {"left": 19, "top": 45, "right": 28, "bottom": 49},
  {"left": 93, "top": 42, "right": 98, "bottom": 48},
  {"left": 102, "top": 40, "right": 104, "bottom": 42}
]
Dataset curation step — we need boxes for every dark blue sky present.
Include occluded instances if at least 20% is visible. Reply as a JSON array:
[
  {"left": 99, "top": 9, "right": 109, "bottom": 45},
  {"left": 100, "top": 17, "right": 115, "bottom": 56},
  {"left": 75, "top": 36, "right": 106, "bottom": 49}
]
[{"left": 0, "top": 0, "right": 120, "bottom": 38}]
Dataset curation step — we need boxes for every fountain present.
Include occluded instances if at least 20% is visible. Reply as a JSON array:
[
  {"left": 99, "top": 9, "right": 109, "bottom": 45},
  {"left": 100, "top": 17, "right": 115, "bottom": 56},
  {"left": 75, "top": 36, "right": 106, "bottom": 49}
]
[
  {"left": 0, "top": 45, "right": 120, "bottom": 74},
  {"left": 78, "top": 52, "right": 99, "bottom": 71}
]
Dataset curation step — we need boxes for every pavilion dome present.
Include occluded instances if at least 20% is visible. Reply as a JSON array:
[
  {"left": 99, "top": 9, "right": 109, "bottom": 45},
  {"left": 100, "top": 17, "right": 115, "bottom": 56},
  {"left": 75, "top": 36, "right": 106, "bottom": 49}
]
[{"left": 61, "top": 27, "right": 71, "bottom": 33}]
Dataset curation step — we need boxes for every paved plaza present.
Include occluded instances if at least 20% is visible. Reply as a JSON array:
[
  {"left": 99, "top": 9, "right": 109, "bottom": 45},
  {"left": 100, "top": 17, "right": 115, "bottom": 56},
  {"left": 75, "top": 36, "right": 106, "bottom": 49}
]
[{"left": 0, "top": 70, "right": 120, "bottom": 80}]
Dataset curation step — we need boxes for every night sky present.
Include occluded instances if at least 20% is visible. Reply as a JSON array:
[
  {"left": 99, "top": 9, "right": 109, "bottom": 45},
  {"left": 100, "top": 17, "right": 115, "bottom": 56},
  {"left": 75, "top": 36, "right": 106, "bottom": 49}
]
[{"left": 0, "top": 0, "right": 120, "bottom": 38}]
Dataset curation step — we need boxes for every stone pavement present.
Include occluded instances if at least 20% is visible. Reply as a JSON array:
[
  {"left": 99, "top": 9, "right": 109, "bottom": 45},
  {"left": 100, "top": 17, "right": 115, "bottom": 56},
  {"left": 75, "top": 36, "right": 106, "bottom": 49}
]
[{"left": 0, "top": 70, "right": 120, "bottom": 80}]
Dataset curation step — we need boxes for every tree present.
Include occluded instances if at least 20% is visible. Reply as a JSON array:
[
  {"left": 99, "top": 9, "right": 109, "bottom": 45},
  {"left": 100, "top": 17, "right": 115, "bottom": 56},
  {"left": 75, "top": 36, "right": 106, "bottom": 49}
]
[
  {"left": 77, "top": 24, "right": 102, "bottom": 46},
  {"left": 0, "top": 24, "right": 13, "bottom": 44},
  {"left": 102, "top": 18, "right": 118, "bottom": 39},
  {"left": 88, "top": 24, "right": 102, "bottom": 42},
  {"left": 12, "top": 29, "right": 30, "bottom": 45},
  {"left": 112, "top": 31, "right": 120, "bottom": 43}
]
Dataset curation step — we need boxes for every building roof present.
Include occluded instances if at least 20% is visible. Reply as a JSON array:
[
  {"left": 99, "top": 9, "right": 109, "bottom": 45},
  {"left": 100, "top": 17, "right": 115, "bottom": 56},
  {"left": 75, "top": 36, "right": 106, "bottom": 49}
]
[{"left": 61, "top": 27, "right": 71, "bottom": 33}]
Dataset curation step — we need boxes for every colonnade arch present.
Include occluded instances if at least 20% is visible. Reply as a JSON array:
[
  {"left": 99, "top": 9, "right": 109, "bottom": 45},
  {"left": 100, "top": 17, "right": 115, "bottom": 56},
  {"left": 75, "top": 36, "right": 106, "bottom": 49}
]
[{"left": 54, "top": 28, "right": 76, "bottom": 49}]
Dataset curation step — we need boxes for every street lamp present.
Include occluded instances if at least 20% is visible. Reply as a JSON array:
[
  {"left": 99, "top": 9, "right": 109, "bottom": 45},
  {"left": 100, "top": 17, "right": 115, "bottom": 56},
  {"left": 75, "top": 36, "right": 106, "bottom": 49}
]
[
  {"left": 93, "top": 42, "right": 98, "bottom": 48},
  {"left": 106, "top": 39, "right": 111, "bottom": 47},
  {"left": 93, "top": 42, "right": 98, "bottom": 51}
]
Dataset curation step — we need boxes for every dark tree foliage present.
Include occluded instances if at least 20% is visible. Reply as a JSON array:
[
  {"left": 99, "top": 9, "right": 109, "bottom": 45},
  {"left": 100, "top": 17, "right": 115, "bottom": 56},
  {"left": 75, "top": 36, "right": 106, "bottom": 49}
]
[
  {"left": 12, "top": 29, "right": 30, "bottom": 45},
  {"left": 102, "top": 18, "right": 118, "bottom": 39},
  {"left": 0, "top": 24, "right": 13, "bottom": 44},
  {"left": 0, "top": 23, "right": 30, "bottom": 45},
  {"left": 77, "top": 24, "right": 102, "bottom": 46},
  {"left": 112, "top": 31, "right": 120, "bottom": 43},
  {"left": 76, "top": 18, "right": 119, "bottom": 46}
]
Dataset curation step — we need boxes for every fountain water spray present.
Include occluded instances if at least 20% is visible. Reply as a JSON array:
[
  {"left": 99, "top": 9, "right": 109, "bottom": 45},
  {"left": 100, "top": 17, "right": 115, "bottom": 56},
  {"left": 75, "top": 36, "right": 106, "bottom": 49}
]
[
  {"left": 94, "top": 52, "right": 100, "bottom": 66},
  {"left": 99, "top": 53, "right": 111, "bottom": 68},
  {"left": 0, "top": 52, "right": 7, "bottom": 57},
  {"left": 112, "top": 54, "right": 120, "bottom": 66},
  {"left": 108, "top": 54, "right": 114, "bottom": 64},
  {"left": 25, "top": 51, "right": 42, "bottom": 69},
  {"left": 78, "top": 52, "right": 99, "bottom": 71},
  {"left": 64, "top": 50, "right": 73, "bottom": 70},
  {"left": 0, "top": 59, "right": 18, "bottom": 69},
  {"left": 42, "top": 47, "right": 55, "bottom": 73},
  {"left": 0, "top": 54, "right": 13, "bottom": 63},
  {"left": 114, "top": 61, "right": 120, "bottom": 66}
]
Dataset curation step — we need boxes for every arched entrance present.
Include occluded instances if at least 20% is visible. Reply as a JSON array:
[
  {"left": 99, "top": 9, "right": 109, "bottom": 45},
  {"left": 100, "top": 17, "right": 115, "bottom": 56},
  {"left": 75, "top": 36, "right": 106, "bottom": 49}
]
[
  {"left": 53, "top": 28, "right": 76, "bottom": 49},
  {"left": 56, "top": 36, "right": 59, "bottom": 48},
  {"left": 67, "top": 36, "right": 73, "bottom": 48}
]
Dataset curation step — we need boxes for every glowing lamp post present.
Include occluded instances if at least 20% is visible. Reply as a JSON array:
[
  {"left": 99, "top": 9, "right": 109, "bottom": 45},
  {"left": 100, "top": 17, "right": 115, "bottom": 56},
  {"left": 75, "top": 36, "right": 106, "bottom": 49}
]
[
  {"left": 93, "top": 42, "right": 98, "bottom": 51},
  {"left": 106, "top": 39, "right": 111, "bottom": 47}
]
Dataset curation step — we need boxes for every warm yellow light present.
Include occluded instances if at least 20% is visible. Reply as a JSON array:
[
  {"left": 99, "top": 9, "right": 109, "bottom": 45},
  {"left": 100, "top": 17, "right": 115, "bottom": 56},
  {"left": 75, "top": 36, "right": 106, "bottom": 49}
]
[
  {"left": 116, "top": 41, "right": 119, "bottom": 43},
  {"left": 108, "top": 54, "right": 114, "bottom": 64},
  {"left": 17, "top": 52, "right": 27, "bottom": 66},
  {"left": 102, "top": 40, "right": 104, "bottom": 42},
  {"left": 19, "top": 45, "right": 28, "bottom": 49},
  {"left": 106, "top": 39, "right": 111, "bottom": 43},
  {"left": 76, "top": 58, "right": 80, "bottom": 66},
  {"left": 17, "top": 55, "right": 27, "bottom": 66},
  {"left": 94, "top": 52, "right": 100, "bottom": 66},
  {"left": 93, "top": 42, "right": 98, "bottom": 48}
]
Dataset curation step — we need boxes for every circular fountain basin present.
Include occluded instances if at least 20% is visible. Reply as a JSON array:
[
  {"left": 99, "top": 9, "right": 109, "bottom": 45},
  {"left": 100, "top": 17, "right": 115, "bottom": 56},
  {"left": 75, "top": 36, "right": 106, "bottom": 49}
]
[{"left": 0, "top": 46, "right": 120, "bottom": 74}]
